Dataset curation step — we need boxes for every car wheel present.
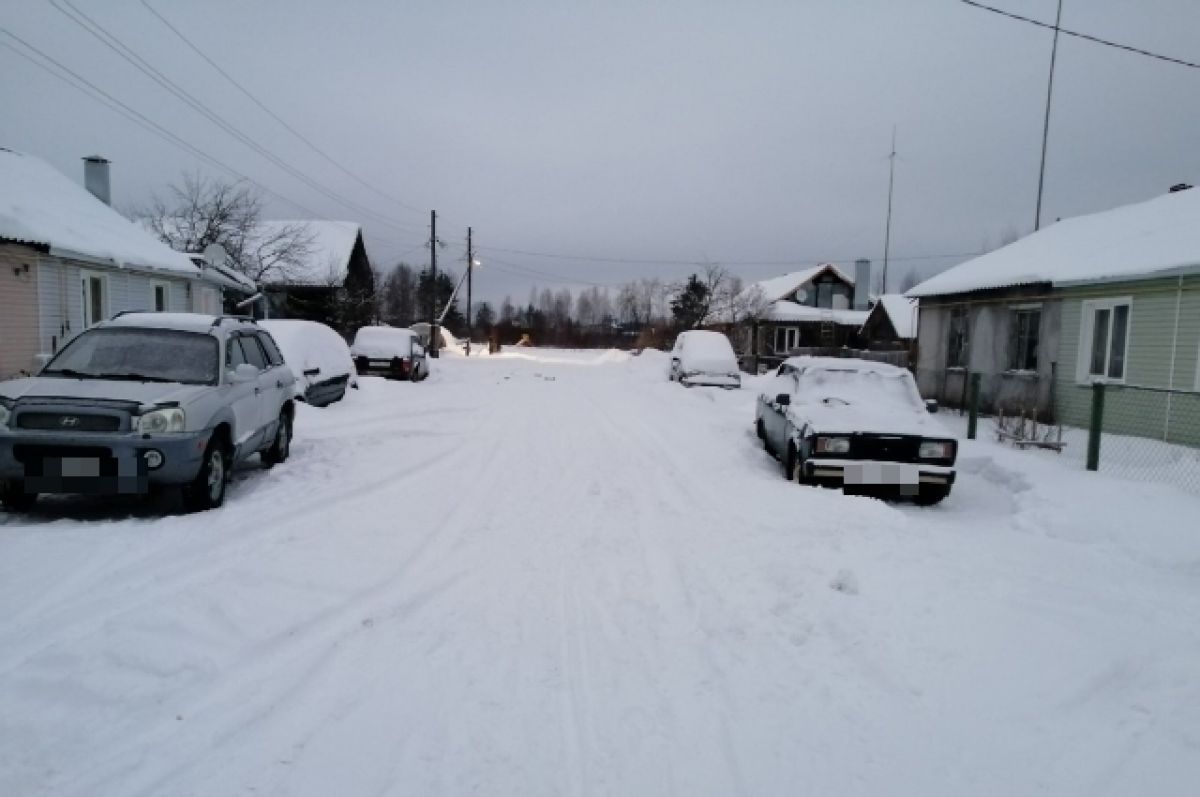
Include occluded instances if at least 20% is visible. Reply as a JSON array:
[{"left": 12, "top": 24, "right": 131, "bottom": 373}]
[
  {"left": 913, "top": 485, "right": 951, "bottom": 506},
  {"left": 410, "top": 364, "right": 420, "bottom": 383},
  {"left": 183, "top": 440, "right": 228, "bottom": 512},
  {"left": 261, "top": 411, "right": 292, "bottom": 468},
  {"left": 0, "top": 479, "right": 37, "bottom": 512},
  {"left": 755, "top": 418, "right": 766, "bottom": 441},
  {"left": 784, "top": 444, "right": 797, "bottom": 481}
]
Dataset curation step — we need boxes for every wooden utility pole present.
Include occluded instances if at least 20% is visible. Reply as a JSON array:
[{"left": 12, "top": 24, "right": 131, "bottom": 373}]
[
  {"left": 429, "top": 209, "right": 439, "bottom": 358},
  {"left": 466, "top": 227, "right": 473, "bottom": 356},
  {"left": 882, "top": 126, "right": 897, "bottom": 295},
  {"left": 1034, "top": 0, "right": 1064, "bottom": 232}
]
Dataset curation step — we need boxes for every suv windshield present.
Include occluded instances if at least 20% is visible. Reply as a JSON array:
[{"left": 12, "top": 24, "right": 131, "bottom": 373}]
[{"left": 43, "top": 327, "right": 220, "bottom": 385}]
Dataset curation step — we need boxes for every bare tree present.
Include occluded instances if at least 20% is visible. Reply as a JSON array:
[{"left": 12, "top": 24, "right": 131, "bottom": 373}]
[
  {"left": 381, "top": 263, "right": 418, "bottom": 326},
  {"left": 141, "top": 172, "right": 314, "bottom": 284}
]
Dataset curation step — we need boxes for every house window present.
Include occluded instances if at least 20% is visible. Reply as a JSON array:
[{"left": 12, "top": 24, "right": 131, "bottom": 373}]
[
  {"left": 80, "top": 271, "right": 107, "bottom": 327},
  {"left": 947, "top": 307, "right": 969, "bottom": 368},
  {"left": 152, "top": 281, "right": 170, "bottom": 312},
  {"left": 1009, "top": 307, "right": 1040, "bottom": 371},
  {"left": 774, "top": 327, "right": 799, "bottom": 353},
  {"left": 1078, "top": 298, "right": 1132, "bottom": 382}
]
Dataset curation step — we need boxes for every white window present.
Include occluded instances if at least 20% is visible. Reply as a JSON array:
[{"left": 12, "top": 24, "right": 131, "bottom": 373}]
[
  {"left": 151, "top": 281, "right": 171, "bottom": 312},
  {"left": 1077, "top": 298, "right": 1132, "bottom": 383},
  {"left": 80, "top": 271, "right": 108, "bottom": 327},
  {"left": 774, "top": 327, "right": 799, "bottom": 353}
]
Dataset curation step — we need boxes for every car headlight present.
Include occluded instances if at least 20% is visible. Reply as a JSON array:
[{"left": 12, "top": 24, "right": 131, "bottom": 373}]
[
  {"left": 0, "top": 399, "right": 11, "bottom": 429},
  {"left": 138, "top": 407, "right": 186, "bottom": 434},
  {"left": 815, "top": 436, "right": 850, "bottom": 454},
  {"left": 919, "top": 440, "right": 954, "bottom": 459}
]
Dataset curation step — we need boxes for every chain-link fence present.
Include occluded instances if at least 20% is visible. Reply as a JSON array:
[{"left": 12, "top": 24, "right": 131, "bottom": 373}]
[{"left": 1083, "top": 383, "right": 1200, "bottom": 494}]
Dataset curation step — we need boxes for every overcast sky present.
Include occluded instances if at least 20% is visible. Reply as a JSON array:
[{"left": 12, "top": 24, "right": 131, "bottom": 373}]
[{"left": 4, "top": 0, "right": 1199, "bottom": 304}]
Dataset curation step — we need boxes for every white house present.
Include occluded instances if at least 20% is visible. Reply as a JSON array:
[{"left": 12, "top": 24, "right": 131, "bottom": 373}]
[{"left": 0, "top": 148, "right": 231, "bottom": 379}]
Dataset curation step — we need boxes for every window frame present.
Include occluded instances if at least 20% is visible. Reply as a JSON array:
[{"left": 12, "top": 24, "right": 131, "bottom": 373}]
[
  {"left": 1007, "top": 304, "right": 1042, "bottom": 373},
  {"left": 946, "top": 306, "right": 969, "bottom": 369},
  {"left": 1077, "top": 297, "right": 1133, "bottom": 384},
  {"left": 151, "top": 280, "right": 171, "bottom": 312},
  {"left": 80, "top": 270, "right": 109, "bottom": 328}
]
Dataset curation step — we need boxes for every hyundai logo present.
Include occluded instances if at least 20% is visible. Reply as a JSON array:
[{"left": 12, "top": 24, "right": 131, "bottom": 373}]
[{"left": 59, "top": 416, "right": 80, "bottom": 428}]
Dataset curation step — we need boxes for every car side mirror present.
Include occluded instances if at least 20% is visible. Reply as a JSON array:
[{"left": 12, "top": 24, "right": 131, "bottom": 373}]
[
  {"left": 775, "top": 393, "right": 791, "bottom": 406},
  {"left": 303, "top": 367, "right": 320, "bottom": 377},
  {"left": 925, "top": 399, "right": 939, "bottom": 414},
  {"left": 229, "top": 363, "right": 259, "bottom": 383}
]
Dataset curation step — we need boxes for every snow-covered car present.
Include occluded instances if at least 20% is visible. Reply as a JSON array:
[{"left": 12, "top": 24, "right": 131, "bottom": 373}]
[
  {"left": 0, "top": 313, "right": 297, "bottom": 513},
  {"left": 258, "top": 319, "right": 357, "bottom": 407},
  {"left": 350, "top": 326, "right": 428, "bottom": 381},
  {"left": 755, "top": 357, "right": 956, "bottom": 504},
  {"left": 668, "top": 330, "right": 741, "bottom": 388}
]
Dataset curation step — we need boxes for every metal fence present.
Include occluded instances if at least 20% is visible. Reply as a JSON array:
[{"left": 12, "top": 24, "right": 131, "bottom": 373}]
[{"left": 1083, "top": 382, "right": 1200, "bottom": 494}]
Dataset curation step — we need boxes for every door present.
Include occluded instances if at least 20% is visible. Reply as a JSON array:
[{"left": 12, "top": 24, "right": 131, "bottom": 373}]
[
  {"left": 224, "top": 335, "right": 264, "bottom": 453},
  {"left": 764, "top": 371, "right": 797, "bottom": 451},
  {"left": 253, "top": 331, "right": 292, "bottom": 422},
  {"left": 80, "top": 271, "right": 107, "bottom": 327}
]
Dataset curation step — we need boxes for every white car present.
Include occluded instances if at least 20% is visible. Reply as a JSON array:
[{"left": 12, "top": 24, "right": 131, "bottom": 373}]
[
  {"left": 669, "top": 330, "right": 741, "bottom": 388},
  {"left": 350, "top": 326, "right": 428, "bottom": 381},
  {"left": 755, "top": 357, "right": 957, "bottom": 505},
  {"left": 259, "top": 319, "right": 357, "bottom": 407}
]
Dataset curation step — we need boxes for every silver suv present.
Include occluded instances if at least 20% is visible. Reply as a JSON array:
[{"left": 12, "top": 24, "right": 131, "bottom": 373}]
[{"left": 0, "top": 313, "right": 296, "bottom": 513}]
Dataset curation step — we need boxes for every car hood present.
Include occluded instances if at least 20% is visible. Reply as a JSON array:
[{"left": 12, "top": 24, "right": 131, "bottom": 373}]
[
  {"left": 790, "top": 400, "right": 953, "bottom": 438},
  {"left": 680, "top": 353, "right": 739, "bottom": 375},
  {"left": 0, "top": 376, "right": 213, "bottom": 408}
]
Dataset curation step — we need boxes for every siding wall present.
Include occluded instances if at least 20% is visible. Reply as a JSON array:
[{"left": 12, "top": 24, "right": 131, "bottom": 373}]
[
  {"left": 0, "top": 244, "right": 41, "bottom": 379},
  {"left": 32, "top": 255, "right": 197, "bottom": 355},
  {"left": 1055, "top": 276, "right": 1200, "bottom": 445}
]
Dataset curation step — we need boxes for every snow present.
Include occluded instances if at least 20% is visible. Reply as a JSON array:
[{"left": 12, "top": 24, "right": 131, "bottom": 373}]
[
  {"left": 750, "top": 263, "right": 855, "bottom": 302},
  {"left": 3, "top": 351, "right": 1200, "bottom": 795},
  {"left": 0, "top": 148, "right": 199, "bottom": 276},
  {"left": 871, "top": 294, "right": 918, "bottom": 339},
  {"left": 258, "top": 319, "right": 357, "bottom": 391},
  {"left": 766, "top": 300, "right": 869, "bottom": 326},
  {"left": 349, "top": 326, "right": 421, "bottom": 359},
  {"left": 676, "top": 330, "right": 738, "bottom": 375},
  {"left": 908, "top": 186, "right": 1200, "bottom": 297},
  {"left": 779, "top": 359, "right": 947, "bottom": 436},
  {"left": 251, "top": 220, "right": 361, "bottom": 287}
]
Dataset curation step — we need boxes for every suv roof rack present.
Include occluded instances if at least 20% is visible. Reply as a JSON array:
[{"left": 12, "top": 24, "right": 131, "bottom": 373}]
[{"left": 209, "top": 315, "right": 257, "bottom": 328}]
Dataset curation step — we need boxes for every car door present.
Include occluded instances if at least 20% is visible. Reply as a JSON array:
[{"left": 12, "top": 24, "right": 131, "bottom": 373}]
[
  {"left": 224, "top": 334, "right": 263, "bottom": 454},
  {"left": 764, "top": 370, "right": 797, "bottom": 452},
  {"left": 235, "top": 333, "right": 278, "bottom": 446},
  {"left": 254, "top": 331, "right": 293, "bottom": 414}
]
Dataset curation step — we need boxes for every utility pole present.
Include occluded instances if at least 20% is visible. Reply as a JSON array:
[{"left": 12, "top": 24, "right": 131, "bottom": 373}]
[
  {"left": 465, "top": 227, "right": 473, "bottom": 357},
  {"left": 1034, "top": 0, "right": 1064, "bottom": 232},
  {"left": 429, "top": 209, "right": 439, "bottom": 358},
  {"left": 882, "top": 126, "right": 897, "bottom": 296}
]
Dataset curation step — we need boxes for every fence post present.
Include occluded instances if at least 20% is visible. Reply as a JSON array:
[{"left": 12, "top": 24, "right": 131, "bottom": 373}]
[
  {"left": 967, "top": 372, "right": 981, "bottom": 440},
  {"left": 1086, "top": 381, "right": 1106, "bottom": 471}
]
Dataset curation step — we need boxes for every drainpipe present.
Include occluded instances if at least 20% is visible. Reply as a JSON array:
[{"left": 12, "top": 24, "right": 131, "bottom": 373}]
[{"left": 1165, "top": 275, "right": 1183, "bottom": 441}]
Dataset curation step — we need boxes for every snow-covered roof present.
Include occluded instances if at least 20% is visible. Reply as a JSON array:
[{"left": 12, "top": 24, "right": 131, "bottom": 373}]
[
  {"left": 252, "top": 220, "right": 363, "bottom": 287},
  {"left": 750, "top": 263, "right": 855, "bottom": 302},
  {"left": 0, "top": 148, "right": 200, "bottom": 276},
  {"left": 868, "top": 294, "right": 918, "bottom": 339},
  {"left": 188, "top": 254, "right": 258, "bottom": 293},
  {"left": 766, "top": 301, "right": 868, "bottom": 326},
  {"left": 908, "top": 187, "right": 1200, "bottom": 297}
]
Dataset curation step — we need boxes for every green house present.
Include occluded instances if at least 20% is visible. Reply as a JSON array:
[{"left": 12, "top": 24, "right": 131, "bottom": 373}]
[{"left": 910, "top": 184, "right": 1200, "bottom": 446}]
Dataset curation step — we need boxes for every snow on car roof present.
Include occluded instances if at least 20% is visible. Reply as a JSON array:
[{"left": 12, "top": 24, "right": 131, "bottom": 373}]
[
  {"left": 907, "top": 186, "right": 1200, "bottom": 297},
  {"left": 0, "top": 148, "right": 200, "bottom": 276},
  {"left": 782, "top": 356, "right": 910, "bottom": 377},
  {"left": 355, "top": 326, "right": 418, "bottom": 342},
  {"left": 103, "top": 312, "right": 227, "bottom": 333}
]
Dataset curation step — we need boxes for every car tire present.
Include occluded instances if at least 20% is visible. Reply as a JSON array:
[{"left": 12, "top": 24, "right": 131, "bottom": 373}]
[
  {"left": 0, "top": 480, "right": 37, "bottom": 512},
  {"left": 784, "top": 444, "right": 797, "bottom": 481},
  {"left": 913, "top": 485, "right": 951, "bottom": 506},
  {"left": 183, "top": 439, "right": 228, "bottom": 512},
  {"left": 261, "top": 411, "right": 292, "bottom": 468},
  {"left": 410, "top": 364, "right": 420, "bottom": 383}
]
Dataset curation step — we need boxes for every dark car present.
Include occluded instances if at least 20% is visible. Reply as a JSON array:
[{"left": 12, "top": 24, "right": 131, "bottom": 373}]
[{"left": 755, "top": 357, "right": 957, "bottom": 505}]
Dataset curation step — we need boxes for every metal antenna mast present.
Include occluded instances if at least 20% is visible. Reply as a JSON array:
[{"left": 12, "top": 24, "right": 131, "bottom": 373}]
[{"left": 882, "top": 126, "right": 897, "bottom": 295}]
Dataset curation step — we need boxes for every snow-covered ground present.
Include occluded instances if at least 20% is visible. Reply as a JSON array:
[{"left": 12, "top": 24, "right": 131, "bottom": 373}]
[{"left": 2, "top": 349, "right": 1199, "bottom": 796}]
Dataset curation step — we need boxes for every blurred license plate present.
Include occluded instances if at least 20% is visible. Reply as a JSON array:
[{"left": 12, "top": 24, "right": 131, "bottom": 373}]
[
  {"left": 844, "top": 462, "right": 918, "bottom": 485},
  {"left": 51, "top": 457, "right": 102, "bottom": 477}
]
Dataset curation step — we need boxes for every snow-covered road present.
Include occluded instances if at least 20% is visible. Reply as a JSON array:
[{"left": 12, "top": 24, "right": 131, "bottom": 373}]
[{"left": 3, "top": 349, "right": 1199, "bottom": 796}]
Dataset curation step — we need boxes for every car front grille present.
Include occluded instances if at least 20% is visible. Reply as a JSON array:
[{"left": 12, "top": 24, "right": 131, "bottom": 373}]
[
  {"left": 12, "top": 444, "right": 114, "bottom": 463},
  {"left": 850, "top": 435, "right": 922, "bottom": 462},
  {"left": 15, "top": 412, "right": 122, "bottom": 432}
]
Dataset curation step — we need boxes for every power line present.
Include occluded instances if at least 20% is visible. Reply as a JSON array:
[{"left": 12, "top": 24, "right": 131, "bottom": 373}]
[
  {"left": 47, "top": 0, "right": 424, "bottom": 235},
  {"left": 138, "top": 0, "right": 427, "bottom": 217},
  {"left": 961, "top": 0, "right": 1200, "bottom": 70},
  {"left": 0, "top": 29, "right": 331, "bottom": 220},
  {"left": 477, "top": 244, "right": 978, "bottom": 268}
]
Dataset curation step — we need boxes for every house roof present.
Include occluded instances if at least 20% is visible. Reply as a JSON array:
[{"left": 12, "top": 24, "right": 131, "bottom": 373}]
[
  {"left": 252, "top": 220, "right": 363, "bottom": 287},
  {"left": 0, "top": 148, "right": 199, "bottom": 276},
  {"left": 908, "top": 187, "right": 1200, "bottom": 298},
  {"left": 750, "top": 263, "right": 855, "bottom": 302},
  {"left": 766, "top": 301, "right": 869, "bottom": 326},
  {"left": 867, "top": 294, "right": 918, "bottom": 339}
]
